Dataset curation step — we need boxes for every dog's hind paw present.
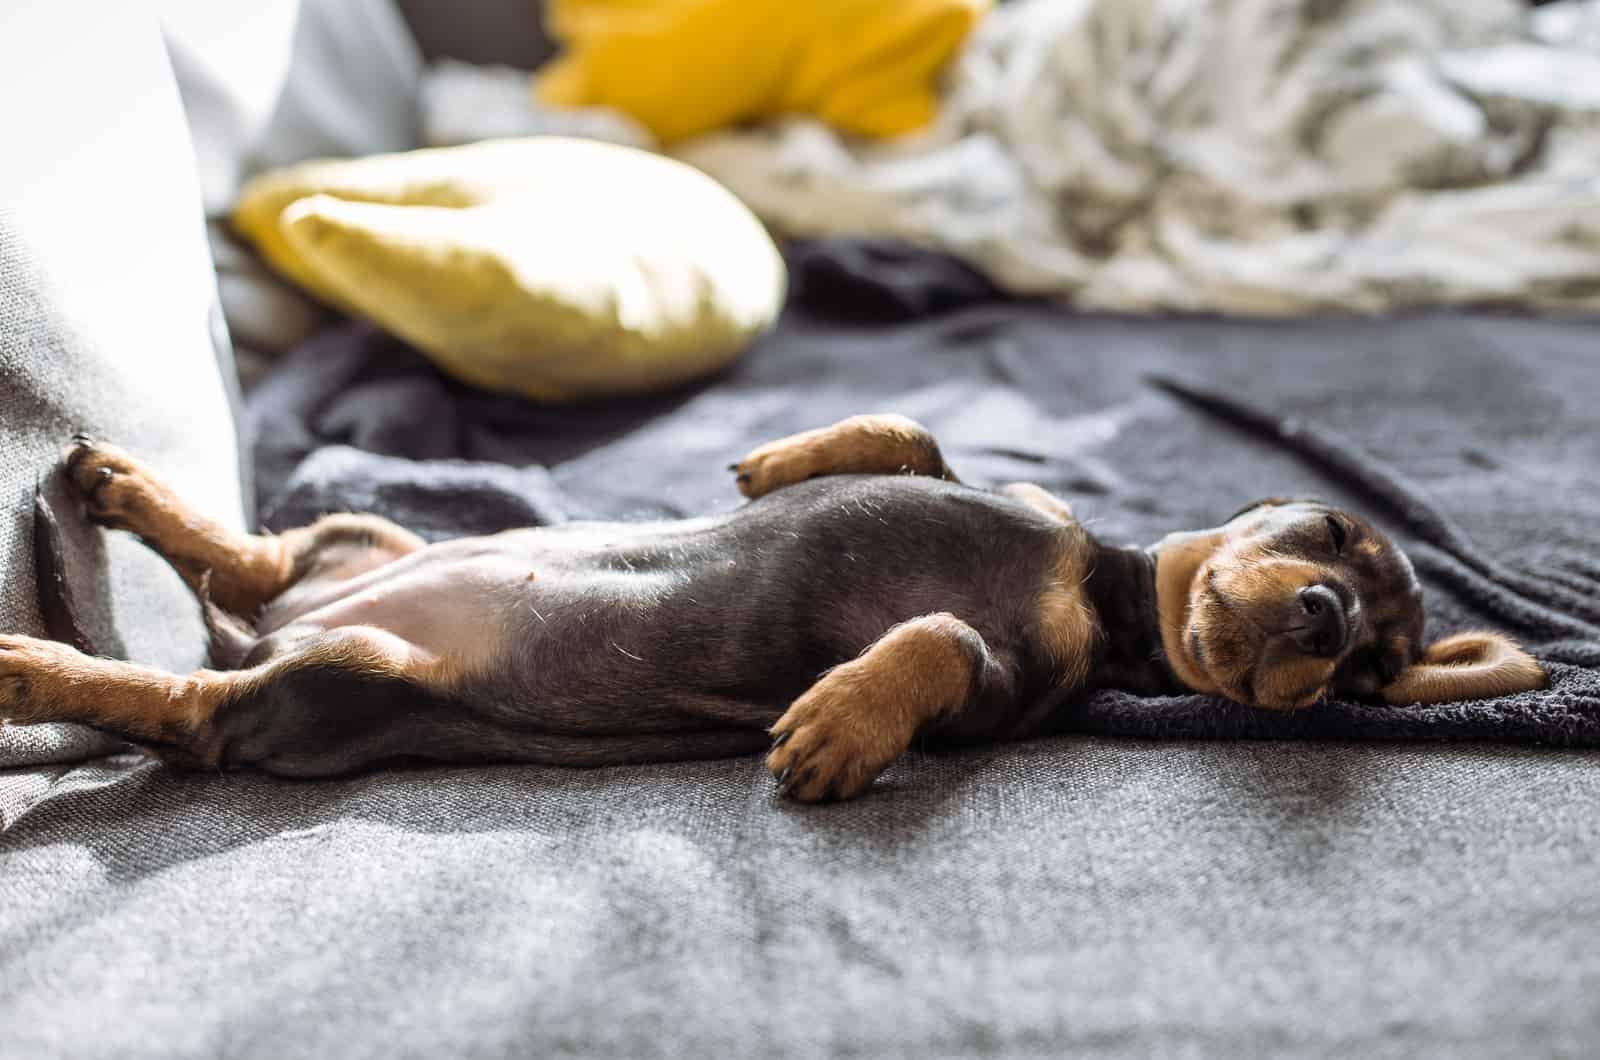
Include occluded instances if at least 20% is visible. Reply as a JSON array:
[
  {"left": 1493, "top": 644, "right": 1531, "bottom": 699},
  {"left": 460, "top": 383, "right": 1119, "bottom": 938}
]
[
  {"left": 0, "top": 634, "right": 85, "bottom": 726},
  {"left": 60, "top": 438, "right": 164, "bottom": 531},
  {"left": 730, "top": 441, "right": 817, "bottom": 501}
]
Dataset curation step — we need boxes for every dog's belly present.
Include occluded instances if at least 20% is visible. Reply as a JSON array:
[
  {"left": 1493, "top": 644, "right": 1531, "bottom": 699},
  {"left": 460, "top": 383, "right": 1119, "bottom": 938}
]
[
  {"left": 277, "top": 552, "right": 537, "bottom": 669},
  {"left": 255, "top": 521, "right": 722, "bottom": 670}
]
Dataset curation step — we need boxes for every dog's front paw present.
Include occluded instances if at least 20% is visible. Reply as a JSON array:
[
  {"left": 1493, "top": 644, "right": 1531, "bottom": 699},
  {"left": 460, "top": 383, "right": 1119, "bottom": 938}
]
[
  {"left": 0, "top": 634, "right": 80, "bottom": 725},
  {"left": 766, "top": 680, "right": 903, "bottom": 803},
  {"left": 729, "top": 438, "right": 821, "bottom": 500},
  {"left": 61, "top": 437, "right": 159, "bottom": 529}
]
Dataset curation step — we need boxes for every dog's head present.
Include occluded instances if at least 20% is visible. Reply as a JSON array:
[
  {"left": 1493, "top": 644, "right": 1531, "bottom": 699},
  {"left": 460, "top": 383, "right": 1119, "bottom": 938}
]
[{"left": 1153, "top": 498, "right": 1544, "bottom": 710}]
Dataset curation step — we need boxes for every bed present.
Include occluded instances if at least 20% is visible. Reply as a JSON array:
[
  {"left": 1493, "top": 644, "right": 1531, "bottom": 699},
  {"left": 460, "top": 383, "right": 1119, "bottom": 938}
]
[
  {"left": 6, "top": 235, "right": 1598, "bottom": 1057},
  {"left": 4, "top": 0, "right": 1600, "bottom": 1052}
]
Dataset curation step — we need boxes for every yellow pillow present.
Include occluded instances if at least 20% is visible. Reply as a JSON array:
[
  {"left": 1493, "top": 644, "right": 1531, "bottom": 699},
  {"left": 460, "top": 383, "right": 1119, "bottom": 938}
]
[
  {"left": 537, "top": 0, "right": 991, "bottom": 145},
  {"left": 232, "top": 137, "right": 786, "bottom": 401}
]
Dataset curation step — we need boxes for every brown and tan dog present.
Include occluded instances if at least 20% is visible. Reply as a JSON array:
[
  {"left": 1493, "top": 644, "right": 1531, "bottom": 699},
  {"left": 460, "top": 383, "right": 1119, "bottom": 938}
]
[{"left": 2, "top": 415, "right": 1545, "bottom": 801}]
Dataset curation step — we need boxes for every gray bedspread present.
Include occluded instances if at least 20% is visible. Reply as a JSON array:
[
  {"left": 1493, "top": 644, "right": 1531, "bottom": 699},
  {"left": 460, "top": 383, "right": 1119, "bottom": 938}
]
[{"left": 4, "top": 244, "right": 1599, "bottom": 1057}]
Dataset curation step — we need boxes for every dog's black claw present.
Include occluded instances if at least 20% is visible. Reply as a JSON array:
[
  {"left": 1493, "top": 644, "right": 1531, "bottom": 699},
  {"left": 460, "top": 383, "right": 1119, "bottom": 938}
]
[
  {"left": 770, "top": 730, "right": 791, "bottom": 749},
  {"left": 774, "top": 766, "right": 793, "bottom": 791},
  {"left": 735, "top": 473, "right": 751, "bottom": 486},
  {"left": 63, "top": 443, "right": 91, "bottom": 478},
  {"left": 783, "top": 767, "right": 818, "bottom": 799},
  {"left": 81, "top": 464, "right": 115, "bottom": 509},
  {"left": 726, "top": 462, "right": 741, "bottom": 472},
  {"left": 71, "top": 431, "right": 94, "bottom": 446}
]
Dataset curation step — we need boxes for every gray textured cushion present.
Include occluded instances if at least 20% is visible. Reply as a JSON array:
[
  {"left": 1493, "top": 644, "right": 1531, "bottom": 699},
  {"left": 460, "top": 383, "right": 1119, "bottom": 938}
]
[{"left": 0, "top": 3, "right": 246, "bottom": 768}]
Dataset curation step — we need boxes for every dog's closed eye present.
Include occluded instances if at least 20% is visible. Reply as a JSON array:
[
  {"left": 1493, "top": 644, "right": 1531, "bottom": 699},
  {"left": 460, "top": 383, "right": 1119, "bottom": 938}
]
[{"left": 1324, "top": 515, "right": 1347, "bottom": 555}]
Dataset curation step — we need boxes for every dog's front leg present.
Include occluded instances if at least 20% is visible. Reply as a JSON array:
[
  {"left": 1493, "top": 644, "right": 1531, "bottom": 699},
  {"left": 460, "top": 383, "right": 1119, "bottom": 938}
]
[
  {"left": 766, "top": 613, "right": 1007, "bottom": 802},
  {"left": 731, "top": 414, "right": 956, "bottom": 499}
]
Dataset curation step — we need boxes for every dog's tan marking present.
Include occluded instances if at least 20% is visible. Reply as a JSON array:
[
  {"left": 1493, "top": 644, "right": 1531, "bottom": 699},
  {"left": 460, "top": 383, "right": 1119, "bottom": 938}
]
[
  {"left": 766, "top": 612, "right": 976, "bottom": 802},
  {"left": 1000, "top": 482, "right": 1099, "bottom": 683},
  {"left": 1035, "top": 522, "right": 1100, "bottom": 685},
  {"left": 732, "top": 414, "right": 950, "bottom": 499},
  {"left": 1153, "top": 528, "right": 1228, "bottom": 695},
  {"left": 64, "top": 440, "right": 422, "bottom": 615},
  {"left": 1001, "top": 482, "right": 1075, "bottom": 524},
  {"left": 1391, "top": 634, "right": 1412, "bottom": 667},
  {"left": 1251, "top": 651, "right": 1337, "bottom": 710},
  {"left": 1221, "top": 550, "right": 1324, "bottom": 609}
]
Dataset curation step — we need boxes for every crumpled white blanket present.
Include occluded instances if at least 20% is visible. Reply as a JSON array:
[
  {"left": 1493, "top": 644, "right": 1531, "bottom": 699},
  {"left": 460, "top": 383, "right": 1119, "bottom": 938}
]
[{"left": 426, "top": 0, "right": 1600, "bottom": 315}]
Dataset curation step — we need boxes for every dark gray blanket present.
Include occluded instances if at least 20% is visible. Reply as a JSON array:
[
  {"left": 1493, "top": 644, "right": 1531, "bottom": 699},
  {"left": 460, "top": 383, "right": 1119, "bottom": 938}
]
[{"left": 6, "top": 243, "right": 1600, "bottom": 1058}]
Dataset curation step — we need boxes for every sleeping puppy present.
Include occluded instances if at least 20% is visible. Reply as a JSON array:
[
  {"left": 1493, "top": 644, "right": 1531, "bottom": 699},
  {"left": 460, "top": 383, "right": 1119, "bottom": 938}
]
[{"left": 3, "top": 415, "right": 1545, "bottom": 801}]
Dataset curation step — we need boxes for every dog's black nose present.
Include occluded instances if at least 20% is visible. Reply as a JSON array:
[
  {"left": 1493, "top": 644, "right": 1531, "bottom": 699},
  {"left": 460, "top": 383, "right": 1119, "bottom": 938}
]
[{"left": 1295, "top": 584, "right": 1348, "bottom": 657}]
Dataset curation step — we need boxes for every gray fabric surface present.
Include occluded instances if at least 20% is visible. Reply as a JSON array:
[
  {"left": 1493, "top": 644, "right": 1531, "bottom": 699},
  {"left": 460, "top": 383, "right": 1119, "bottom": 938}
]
[
  {"left": 0, "top": 2, "right": 248, "bottom": 769},
  {"left": 3, "top": 739, "right": 1597, "bottom": 1058}
]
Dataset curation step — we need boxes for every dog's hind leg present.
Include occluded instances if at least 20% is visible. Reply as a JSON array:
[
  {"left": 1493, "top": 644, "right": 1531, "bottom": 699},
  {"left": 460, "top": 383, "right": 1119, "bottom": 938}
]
[
  {"left": 0, "top": 625, "right": 470, "bottom": 774},
  {"left": 1, "top": 626, "right": 781, "bottom": 776},
  {"left": 56, "top": 438, "right": 423, "bottom": 617}
]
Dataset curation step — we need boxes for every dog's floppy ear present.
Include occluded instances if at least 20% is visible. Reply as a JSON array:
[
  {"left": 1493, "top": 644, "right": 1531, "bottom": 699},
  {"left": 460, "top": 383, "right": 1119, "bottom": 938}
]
[{"left": 1381, "top": 632, "right": 1545, "bottom": 705}]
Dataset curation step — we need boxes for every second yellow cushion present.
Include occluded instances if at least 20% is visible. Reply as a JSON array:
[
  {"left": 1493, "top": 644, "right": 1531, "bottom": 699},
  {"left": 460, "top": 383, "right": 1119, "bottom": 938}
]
[{"left": 536, "top": 0, "right": 991, "bottom": 145}]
